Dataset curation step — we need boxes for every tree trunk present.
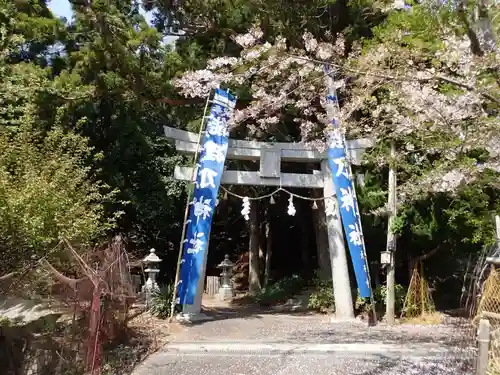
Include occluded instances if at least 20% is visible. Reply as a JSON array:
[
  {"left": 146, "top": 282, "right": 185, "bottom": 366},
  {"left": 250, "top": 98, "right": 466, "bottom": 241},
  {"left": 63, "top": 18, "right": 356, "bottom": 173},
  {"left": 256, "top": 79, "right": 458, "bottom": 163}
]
[
  {"left": 300, "top": 218, "right": 309, "bottom": 275},
  {"left": 248, "top": 200, "right": 262, "bottom": 295},
  {"left": 259, "top": 221, "right": 266, "bottom": 282},
  {"left": 458, "top": 0, "right": 484, "bottom": 56},
  {"left": 495, "top": 215, "right": 500, "bottom": 250},
  {"left": 264, "top": 222, "right": 272, "bottom": 288},
  {"left": 370, "top": 261, "right": 380, "bottom": 287},
  {"left": 311, "top": 189, "right": 332, "bottom": 281}
]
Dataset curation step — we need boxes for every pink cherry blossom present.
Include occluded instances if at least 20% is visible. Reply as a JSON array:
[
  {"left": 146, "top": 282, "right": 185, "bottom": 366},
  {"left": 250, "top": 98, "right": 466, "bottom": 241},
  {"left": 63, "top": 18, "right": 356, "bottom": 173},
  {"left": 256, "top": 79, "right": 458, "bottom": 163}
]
[{"left": 173, "top": 22, "right": 499, "bottom": 196}]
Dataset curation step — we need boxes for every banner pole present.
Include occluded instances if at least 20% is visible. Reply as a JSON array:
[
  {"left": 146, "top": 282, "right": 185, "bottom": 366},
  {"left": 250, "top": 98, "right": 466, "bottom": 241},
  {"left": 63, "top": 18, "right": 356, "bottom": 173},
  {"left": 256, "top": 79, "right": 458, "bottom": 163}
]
[{"left": 169, "top": 92, "right": 212, "bottom": 321}]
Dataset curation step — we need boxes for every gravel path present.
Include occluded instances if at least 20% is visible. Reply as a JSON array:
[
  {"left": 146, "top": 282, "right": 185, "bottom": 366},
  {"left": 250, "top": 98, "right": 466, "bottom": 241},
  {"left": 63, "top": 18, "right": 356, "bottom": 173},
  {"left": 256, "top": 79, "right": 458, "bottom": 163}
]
[
  {"left": 168, "top": 313, "right": 469, "bottom": 345},
  {"left": 133, "top": 311, "right": 476, "bottom": 375}
]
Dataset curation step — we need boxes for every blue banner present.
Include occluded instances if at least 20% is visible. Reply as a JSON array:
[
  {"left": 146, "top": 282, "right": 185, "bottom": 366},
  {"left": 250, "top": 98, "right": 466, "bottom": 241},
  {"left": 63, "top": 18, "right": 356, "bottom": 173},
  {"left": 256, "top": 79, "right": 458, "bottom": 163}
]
[
  {"left": 177, "top": 89, "right": 237, "bottom": 305},
  {"left": 326, "top": 105, "right": 372, "bottom": 298}
]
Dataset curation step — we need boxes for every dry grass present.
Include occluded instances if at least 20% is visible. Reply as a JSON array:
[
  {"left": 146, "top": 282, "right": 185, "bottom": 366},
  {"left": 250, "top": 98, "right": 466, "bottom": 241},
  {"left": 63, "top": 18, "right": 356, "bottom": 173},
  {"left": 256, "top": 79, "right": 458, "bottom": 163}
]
[
  {"left": 488, "top": 335, "right": 500, "bottom": 375},
  {"left": 127, "top": 308, "right": 182, "bottom": 349},
  {"left": 488, "top": 361, "right": 500, "bottom": 375},
  {"left": 99, "top": 309, "right": 179, "bottom": 375},
  {"left": 229, "top": 293, "right": 255, "bottom": 306},
  {"left": 399, "top": 311, "right": 445, "bottom": 325},
  {"left": 488, "top": 355, "right": 500, "bottom": 375}
]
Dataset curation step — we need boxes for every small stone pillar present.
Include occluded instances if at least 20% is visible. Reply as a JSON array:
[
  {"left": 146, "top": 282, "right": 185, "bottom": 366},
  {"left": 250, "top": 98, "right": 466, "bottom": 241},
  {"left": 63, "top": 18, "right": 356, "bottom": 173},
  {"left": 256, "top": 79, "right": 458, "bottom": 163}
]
[
  {"left": 217, "top": 254, "right": 235, "bottom": 301},
  {"left": 141, "top": 248, "right": 161, "bottom": 307},
  {"left": 476, "top": 319, "right": 490, "bottom": 375}
]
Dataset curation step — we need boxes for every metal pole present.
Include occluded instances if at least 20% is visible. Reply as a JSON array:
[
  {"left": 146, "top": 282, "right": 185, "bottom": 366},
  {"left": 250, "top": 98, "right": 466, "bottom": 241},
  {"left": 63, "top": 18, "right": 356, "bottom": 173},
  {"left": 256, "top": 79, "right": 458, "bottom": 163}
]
[
  {"left": 385, "top": 140, "right": 397, "bottom": 325},
  {"left": 169, "top": 93, "right": 212, "bottom": 321}
]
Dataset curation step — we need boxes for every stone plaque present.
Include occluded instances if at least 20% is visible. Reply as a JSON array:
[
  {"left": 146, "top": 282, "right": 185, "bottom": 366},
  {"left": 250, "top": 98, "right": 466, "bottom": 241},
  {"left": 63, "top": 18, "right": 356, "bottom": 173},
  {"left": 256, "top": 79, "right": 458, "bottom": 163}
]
[{"left": 260, "top": 145, "right": 281, "bottom": 178}]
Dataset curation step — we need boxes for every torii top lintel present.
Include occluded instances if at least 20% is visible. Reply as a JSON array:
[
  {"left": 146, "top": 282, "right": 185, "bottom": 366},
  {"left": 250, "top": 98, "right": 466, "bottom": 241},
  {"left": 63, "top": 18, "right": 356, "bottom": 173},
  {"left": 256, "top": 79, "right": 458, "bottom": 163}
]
[
  {"left": 163, "top": 126, "right": 373, "bottom": 189},
  {"left": 163, "top": 126, "right": 372, "bottom": 165}
]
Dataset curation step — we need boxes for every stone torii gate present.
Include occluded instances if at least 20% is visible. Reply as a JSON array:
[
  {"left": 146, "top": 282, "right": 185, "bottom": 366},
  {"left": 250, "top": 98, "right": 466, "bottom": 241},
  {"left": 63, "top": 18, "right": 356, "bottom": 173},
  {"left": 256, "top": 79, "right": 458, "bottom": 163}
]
[{"left": 164, "top": 125, "right": 373, "bottom": 321}]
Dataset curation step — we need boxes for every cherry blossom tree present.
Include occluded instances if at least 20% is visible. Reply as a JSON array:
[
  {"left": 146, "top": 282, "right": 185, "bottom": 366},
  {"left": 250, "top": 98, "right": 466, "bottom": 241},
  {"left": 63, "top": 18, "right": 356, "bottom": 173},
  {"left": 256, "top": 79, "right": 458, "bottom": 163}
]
[{"left": 172, "top": 2, "right": 499, "bottom": 200}]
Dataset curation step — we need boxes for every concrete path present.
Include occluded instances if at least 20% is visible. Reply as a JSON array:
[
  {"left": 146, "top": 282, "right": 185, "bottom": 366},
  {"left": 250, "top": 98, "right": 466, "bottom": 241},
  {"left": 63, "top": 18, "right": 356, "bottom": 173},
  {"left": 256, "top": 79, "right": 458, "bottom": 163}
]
[{"left": 132, "top": 311, "right": 475, "bottom": 375}]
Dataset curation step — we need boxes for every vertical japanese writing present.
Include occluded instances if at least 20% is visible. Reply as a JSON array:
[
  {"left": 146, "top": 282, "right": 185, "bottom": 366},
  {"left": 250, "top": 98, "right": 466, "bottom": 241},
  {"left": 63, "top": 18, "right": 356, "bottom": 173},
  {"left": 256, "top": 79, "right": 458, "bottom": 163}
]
[
  {"left": 326, "top": 94, "right": 372, "bottom": 299},
  {"left": 177, "top": 89, "right": 237, "bottom": 305}
]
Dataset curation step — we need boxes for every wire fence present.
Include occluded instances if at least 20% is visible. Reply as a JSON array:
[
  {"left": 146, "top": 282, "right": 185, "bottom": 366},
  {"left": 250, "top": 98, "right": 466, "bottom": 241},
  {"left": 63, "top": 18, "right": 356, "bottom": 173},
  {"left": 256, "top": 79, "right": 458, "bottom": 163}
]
[
  {"left": 0, "top": 236, "right": 164, "bottom": 375},
  {"left": 473, "top": 265, "right": 500, "bottom": 375},
  {"left": 457, "top": 239, "right": 500, "bottom": 375}
]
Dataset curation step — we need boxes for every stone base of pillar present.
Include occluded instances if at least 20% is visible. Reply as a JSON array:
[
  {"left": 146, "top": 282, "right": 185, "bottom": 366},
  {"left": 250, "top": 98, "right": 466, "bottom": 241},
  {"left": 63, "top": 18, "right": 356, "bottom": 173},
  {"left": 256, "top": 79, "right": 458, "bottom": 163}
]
[
  {"left": 176, "top": 312, "right": 214, "bottom": 324},
  {"left": 217, "top": 286, "right": 234, "bottom": 301}
]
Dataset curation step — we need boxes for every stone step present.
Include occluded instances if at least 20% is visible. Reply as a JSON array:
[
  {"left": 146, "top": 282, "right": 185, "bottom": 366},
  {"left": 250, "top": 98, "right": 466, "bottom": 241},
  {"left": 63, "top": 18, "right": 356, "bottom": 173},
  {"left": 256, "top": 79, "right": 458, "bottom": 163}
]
[{"left": 163, "top": 341, "right": 463, "bottom": 359}]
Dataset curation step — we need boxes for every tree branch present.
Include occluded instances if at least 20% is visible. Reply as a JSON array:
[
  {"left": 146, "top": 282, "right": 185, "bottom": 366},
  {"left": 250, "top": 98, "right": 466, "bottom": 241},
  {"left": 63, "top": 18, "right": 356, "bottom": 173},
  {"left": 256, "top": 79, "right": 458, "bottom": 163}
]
[
  {"left": 42, "top": 260, "right": 85, "bottom": 289},
  {"left": 285, "top": 54, "right": 500, "bottom": 105},
  {"left": 457, "top": 0, "right": 484, "bottom": 56},
  {"left": 434, "top": 74, "right": 499, "bottom": 104},
  {"left": 413, "top": 246, "right": 441, "bottom": 264},
  {"left": 0, "top": 272, "right": 17, "bottom": 282}
]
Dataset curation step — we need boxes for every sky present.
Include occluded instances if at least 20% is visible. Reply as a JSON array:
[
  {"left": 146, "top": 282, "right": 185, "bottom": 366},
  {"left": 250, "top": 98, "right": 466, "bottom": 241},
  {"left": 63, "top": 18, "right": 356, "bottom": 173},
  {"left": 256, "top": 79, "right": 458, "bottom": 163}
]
[{"left": 47, "top": 0, "right": 73, "bottom": 21}]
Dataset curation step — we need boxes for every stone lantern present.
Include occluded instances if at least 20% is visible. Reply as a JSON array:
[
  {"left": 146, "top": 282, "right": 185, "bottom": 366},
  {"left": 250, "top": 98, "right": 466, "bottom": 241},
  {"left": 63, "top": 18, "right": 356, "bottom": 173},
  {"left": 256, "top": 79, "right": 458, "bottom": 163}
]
[
  {"left": 216, "top": 254, "right": 235, "bottom": 301},
  {"left": 142, "top": 248, "right": 161, "bottom": 307}
]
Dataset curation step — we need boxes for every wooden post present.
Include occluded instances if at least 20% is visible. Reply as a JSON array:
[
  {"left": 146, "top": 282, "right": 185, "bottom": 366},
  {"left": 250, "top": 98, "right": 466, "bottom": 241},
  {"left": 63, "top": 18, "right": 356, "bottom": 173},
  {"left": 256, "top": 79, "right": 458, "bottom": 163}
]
[
  {"left": 321, "top": 160, "right": 355, "bottom": 319},
  {"left": 495, "top": 215, "right": 500, "bottom": 250},
  {"left": 205, "top": 276, "right": 220, "bottom": 297},
  {"left": 169, "top": 95, "right": 211, "bottom": 320},
  {"left": 386, "top": 140, "right": 397, "bottom": 325},
  {"left": 476, "top": 319, "right": 490, "bottom": 375}
]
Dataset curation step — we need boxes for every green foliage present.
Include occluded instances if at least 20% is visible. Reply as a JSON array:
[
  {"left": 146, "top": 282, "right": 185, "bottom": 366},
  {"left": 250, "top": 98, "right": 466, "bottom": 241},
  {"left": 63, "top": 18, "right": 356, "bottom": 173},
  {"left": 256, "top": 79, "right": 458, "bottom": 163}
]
[
  {"left": 0, "top": 0, "right": 189, "bottom": 275},
  {"left": 308, "top": 278, "right": 335, "bottom": 313},
  {"left": 0, "top": 316, "right": 20, "bottom": 327},
  {"left": 393, "top": 182, "right": 498, "bottom": 251},
  {"left": 357, "top": 142, "right": 498, "bottom": 305},
  {"left": 355, "top": 284, "right": 407, "bottom": 314},
  {"left": 254, "top": 275, "right": 304, "bottom": 306},
  {"left": 371, "top": 4, "right": 446, "bottom": 53},
  {"left": 0, "top": 125, "right": 117, "bottom": 273},
  {"left": 148, "top": 284, "right": 175, "bottom": 319},
  {"left": 306, "top": 276, "right": 407, "bottom": 315}
]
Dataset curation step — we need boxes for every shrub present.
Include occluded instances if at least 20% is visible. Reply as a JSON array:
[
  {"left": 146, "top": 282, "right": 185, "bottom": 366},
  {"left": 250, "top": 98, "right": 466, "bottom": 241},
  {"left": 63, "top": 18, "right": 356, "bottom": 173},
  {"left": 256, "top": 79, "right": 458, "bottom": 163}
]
[
  {"left": 0, "top": 126, "right": 118, "bottom": 275},
  {"left": 308, "top": 279, "right": 335, "bottom": 313},
  {"left": 307, "top": 277, "right": 408, "bottom": 315},
  {"left": 148, "top": 283, "right": 175, "bottom": 319},
  {"left": 355, "top": 284, "right": 407, "bottom": 314},
  {"left": 254, "top": 274, "right": 304, "bottom": 306}
]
